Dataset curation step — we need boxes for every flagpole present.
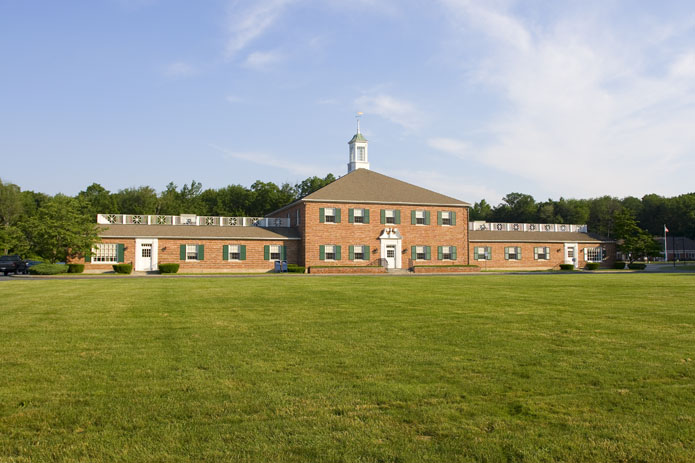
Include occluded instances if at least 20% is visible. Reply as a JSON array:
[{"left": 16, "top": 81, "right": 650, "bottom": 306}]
[{"left": 664, "top": 225, "right": 667, "bottom": 263}]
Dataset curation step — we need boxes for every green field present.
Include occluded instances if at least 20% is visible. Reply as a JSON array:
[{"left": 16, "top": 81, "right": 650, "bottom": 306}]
[{"left": 1, "top": 274, "right": 695, "bottom": 462}]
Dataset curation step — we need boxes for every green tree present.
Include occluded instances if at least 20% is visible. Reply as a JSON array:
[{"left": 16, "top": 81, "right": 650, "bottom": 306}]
[
  {"left": 114, "top": 186, "right": 158, "bottom": 214},
  {"left": 470, "top": 199, "right": 493, "bottom": 221},
  {"left": 613, "top": 209, "right": 659, "bottom": 262},
  {"left": 22, "top": 195, "right": 100, "bottom": 263},
  {"left": 295, "top": 174, "right": 335, "bottom": 198},
  {"left": 77, "top": 183, "right": 117, "bottom": 217}
]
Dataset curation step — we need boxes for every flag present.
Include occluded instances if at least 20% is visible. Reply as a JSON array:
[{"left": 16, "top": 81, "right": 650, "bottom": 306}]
[{"left": 664, "top": 225, "right": 669, "bottom": 233}]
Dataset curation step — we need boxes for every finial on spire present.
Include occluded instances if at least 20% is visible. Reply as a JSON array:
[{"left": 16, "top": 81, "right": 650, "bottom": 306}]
[{"left": 356, "top": 111, "right": 363, "bottom": 134}]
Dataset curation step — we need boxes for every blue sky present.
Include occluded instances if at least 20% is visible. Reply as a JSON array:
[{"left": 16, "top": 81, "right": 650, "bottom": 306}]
[{"left": 2, "top": 0, "right": 695, "bottom": 205}]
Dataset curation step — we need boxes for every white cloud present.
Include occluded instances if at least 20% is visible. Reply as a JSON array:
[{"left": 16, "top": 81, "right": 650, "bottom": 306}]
[
  {"left": 164, "top": 61, "right": 197, "bottom": 77},
  {"left": 226, "top": 0, "right": 294, "bottom": 59},
  {"left": 438, "top": 1, "right": 695, "bottom": 199},
  {"left": 354, "top": 94, "right": 423, "bottom": 131},
  {"left": 242, "top": 50, "right": 285, "bottom": 70},
  {"left": 427, "top": 137, "right": 470, "bottom": 159},
  {"left": 209, "top": 143, "right": 324, "bottom": 177}
]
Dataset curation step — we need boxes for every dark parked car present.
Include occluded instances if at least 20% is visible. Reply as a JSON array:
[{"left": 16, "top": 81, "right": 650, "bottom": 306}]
[{"left": 0, "top": 255, "right": 29, "bottom": 275}]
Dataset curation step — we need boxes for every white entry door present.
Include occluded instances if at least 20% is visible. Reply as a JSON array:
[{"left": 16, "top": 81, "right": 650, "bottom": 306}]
[
  {"left": 135, "top": 238, "right": 158, "bottom": 271},
  {"left": 564, "top": 243, "right": 578, "bottom": 268},
  {"left": 385, "top": 245, "right": 397, "bottom": 269}
]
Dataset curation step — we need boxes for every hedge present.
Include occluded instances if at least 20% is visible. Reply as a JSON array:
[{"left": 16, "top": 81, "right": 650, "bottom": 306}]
[
  {"left": 112, "top": 263, "right": 133, "bottom": 274},
  {"left": 628, "top": 262, "right": 647, "bottom": 270},
  {"left": 559, "top": 264, "right": 574, "bottom": 271},
  {"left": 585, "top": 262, "right": 600, "bottom": 270},
  {"left": 67, "top": 264, "right": 85, "bottom": 273},
  {"left": 412, "top": 264, "right": 479, "bottom": 268},
  {"left": 158, "top": 263, "right": 180, "bottom": 274},
  {"left": 287, "top": 265, "right": 305, "bottom": 273},
  {"left": 28, "top": 263, "right": 68, "bottom": 275},
  {"left": 613, "top": 261, "right": 627, "bottom": 270}
]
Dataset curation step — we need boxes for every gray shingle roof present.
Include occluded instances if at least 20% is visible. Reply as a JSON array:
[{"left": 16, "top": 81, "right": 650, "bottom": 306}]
[
  {"left": 99, "top": 224, "right": 300, "bottom": 240},
  {"left": 469, "top": 230, "right": 612, "bottom": 243},
  {"left": 300, "top": 169, "right": 470, "bottom": 206}
]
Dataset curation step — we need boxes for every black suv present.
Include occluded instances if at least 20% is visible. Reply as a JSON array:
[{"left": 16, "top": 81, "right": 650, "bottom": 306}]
[{"left": 0, "top": 255, "right": 28, "bottom": 275}]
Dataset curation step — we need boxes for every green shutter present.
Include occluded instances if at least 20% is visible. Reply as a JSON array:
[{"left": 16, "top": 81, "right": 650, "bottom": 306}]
[
  {"left": 438, "top": 246, "right": 443, "bottom": 260},
  {"left": 545, "top": 247, "right": 550, "bottom": 260},
  {"left": 425, "top": 211, "right": 430, "bottom": 225},
  {"left": 474, "top": 247, "right": 479, "bottom": 260},
  {"left": 335, "top": 245, "right": 341, "bottom": 261},
  {"left": 349, "top": 208, "right": 354, "bottom": 223},
  {"left": 116, "top": 243, "right": 125, "bottom": 263},
  {"left": 335, "top": 208, "right": 341, "bottom": 223},
  {"left": 363, "top": 245, "right": 369, "bottom": 259},
  {"left": 395, "top": 210, "right": 401, "bottom": 224},
  {"left": 281, "top": 245, "right": 286, "bottom": 260},
  {"left": 319, "top": 208, "right": 325, "bottom": 223},
  {"left": 223, "top": 245, "right": 229, "bottom": 261},
  {"left": 437, "top": 211, "right": 443, "bottom": 225},
  {"left": 411, "top": 210, "right": 417, "bottom": 225},
  {"left": 534, "top": 247, "right": 539, "bottom": 260},
  {"left": 240, "top": 245, "right": 246, "bottom": 261},
  {"left": 412, "top": 246, "right": 417, "bottom": 259},
  {"left": 451, "top": 211, "right": 456, "bottom": 226},
  {"left": 486, "top": 247, "right": 492, "bottom": 260},
  {"left": 180, "top": 244, "right": 186, "bottom": 260},
  {"left": 85, "top": 252, "right": 91, "bottom": 263},
  {"left": 505, "top": 247, "right": 510, "bottom": 260},
  {"left": 452, "top": 246, "right": 457, "bottom": 260},
  {"left": 319, "top": 245, "right": 325, "bottom": 261},
  {"left": 425, "top": 246, "right": 431, "bottom": 260},
  {"left": 380, "top": 209, "right": 386, "bottom": 224},
  {"left": 198, "top": 245, "right": 204, "bottom": 261},
  {"left": 264, "top": 245, "right": 270, "bottom": 260},
  {"left": 349, "top": 245, "right": 354, "bottom": 260},
  {"left": 517, "top": 247, "right": 521, "bottom": 260},
  {"left": 363, "top": 209, "right": 370, "bottom": 224}
]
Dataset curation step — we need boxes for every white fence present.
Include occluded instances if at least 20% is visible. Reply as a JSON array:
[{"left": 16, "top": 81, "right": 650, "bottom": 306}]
[{"left": 97, "top": 214, "right": 291, "bottom": 228}]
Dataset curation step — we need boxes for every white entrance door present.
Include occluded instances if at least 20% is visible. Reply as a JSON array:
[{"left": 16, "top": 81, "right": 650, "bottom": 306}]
[
  {"left": 135, "top": 238, "right": 158, "bottom": 271},
  {"left": 564, "top": 243, "right": 578, "bottom": 268},
  {"left": 385, "top": 245, "right": 397, "bottom": 269}
]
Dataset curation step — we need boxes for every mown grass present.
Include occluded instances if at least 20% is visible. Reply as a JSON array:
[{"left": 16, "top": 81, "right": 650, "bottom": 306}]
[{"left": 1, "top": 274, "right": 695, "bottom": 462}]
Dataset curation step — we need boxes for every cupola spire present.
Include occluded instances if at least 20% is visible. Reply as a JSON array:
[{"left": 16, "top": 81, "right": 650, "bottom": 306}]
[{"left": 347, "top": 112, "right": 369, "bottom": 173}]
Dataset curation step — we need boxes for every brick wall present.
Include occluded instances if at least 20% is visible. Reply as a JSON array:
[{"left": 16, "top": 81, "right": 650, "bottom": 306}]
[
  {"left": 76, "top": 238, "right": 300, "bottom": 272},
  {"left": 298, "top": 202, "right": 469, "bottom": 270},
  {"left": 468, "top": 241, "right": 617, "bottom": 270}
]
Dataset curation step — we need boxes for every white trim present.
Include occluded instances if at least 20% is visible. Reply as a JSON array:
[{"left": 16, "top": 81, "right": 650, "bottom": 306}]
[{"left": 135, "top": 238, "right": 158, "bottom": 271}]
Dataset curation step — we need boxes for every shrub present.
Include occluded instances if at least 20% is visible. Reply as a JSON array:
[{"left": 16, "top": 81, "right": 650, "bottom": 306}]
[
  {"left": 585, "top": 262, "right": 600, "bottom": 270},
  {"left": 287, "top": 265, "right": 305, "bottom": 273},
  {"left": 613, "top": 261, "right": 626, "bottom": 270},
  {"left": 67, "top": 263, "right": 84, "bottom": 273},
  {"left": 628, "top": 262, "right": 647, "bottom": 270},
  {"left": 112, "top": 263, "right": 133, "bottom": 274},
  {"left": 559, "top": 264, "right": 574, "bottom": 271},
  {"left": 158, "top": 263, "right": 179, "bottom": 274},
  {"left": 28, "top": 263, "right": 68, "bottom": 275}
]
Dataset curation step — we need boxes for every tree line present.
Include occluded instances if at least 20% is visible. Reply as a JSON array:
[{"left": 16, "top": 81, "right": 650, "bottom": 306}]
[
  {"left": 0, "top": 175, "right": 335, "bottom": 261},
  {"left": 470, "top": 192, "right": 695, "bottom": 240},
  {"left": 1, "top": 174, "right": 692, "bottom": 262}
]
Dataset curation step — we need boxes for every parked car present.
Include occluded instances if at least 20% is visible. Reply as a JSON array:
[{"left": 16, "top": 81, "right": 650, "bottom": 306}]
[
  {"left": 24, "top": 260, "right": 44, "bottom": 269},
  {"left": 0, "top": 255, "right": 29, "bottom": 275}
]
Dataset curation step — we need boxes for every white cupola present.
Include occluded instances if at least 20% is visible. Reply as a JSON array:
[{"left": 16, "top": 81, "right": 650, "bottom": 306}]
[{"left": 347, "top": 114, "right": 369, "bottom": 173}]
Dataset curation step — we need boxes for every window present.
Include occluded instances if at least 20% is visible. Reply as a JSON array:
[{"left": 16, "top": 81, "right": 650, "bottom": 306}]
[
  {"left": 380, "top": 209, "right": 400, "bottom": 224},
  {"left": 534, "top": 247, "right": 550, "bottom": 260},
  {"left": 441, "top": 246, "right": 453, "bottom": 260},
  {"left": 224, "top": 244, "right": 246, "bottom": 261},
  {"left": 441, "top": 211, "right": 451, "bottom": 226},
  {"left": 320, "top": 207, "right": 340, "bottom": 223},
  {"left": 505, "top": 247, "right": 521, "bottom": 260},
  {"left": 353, "top": 208, "right": 364, "bottom": 223},
  {"left": 474, "top": 246, "right": 491, "bottom": 261},
  {"left": 416, "top": 210, "right": 425, "bottom": 225},
  {"left": 325, "top": 208, "right": 335, "bottom": 223},
  {"left": 186, "top": 244, "right": 199, "bottom": 261},
  {"left": 385, "top": 209, "right": 395, "bottom": 224},
  {"left": 356, "top": 146, "right": 365, "bottom": 161},
  {"left": 585, "top": 246, "right": 604, "bottom": 262},
  {"left": 351, "top": 245, "right": 368, "bottom": 261},
  {"left": 229, "top": 245, "right": 240, "bottom": 260},
  {"left": 93, "top": 243, "right": 118, "bottom": 263},
  {"left": 438, "top": 210, "right": 456, "bottom": 226},
  {"left": 269, "top": 245, "right": 281, "bottom": 260},
  {"left": 141, "top": 243, "right": 152, "bottom": 258}
]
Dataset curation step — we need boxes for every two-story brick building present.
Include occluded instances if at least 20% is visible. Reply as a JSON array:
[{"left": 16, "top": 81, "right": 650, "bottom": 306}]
[{"left": 79, "top": 126, "right": 615, "bottom": 273}]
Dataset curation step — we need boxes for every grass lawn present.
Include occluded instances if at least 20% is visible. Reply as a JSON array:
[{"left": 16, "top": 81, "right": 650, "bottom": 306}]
[{"left": 1, "top": 274, "right": 695, "bottom": 462}]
